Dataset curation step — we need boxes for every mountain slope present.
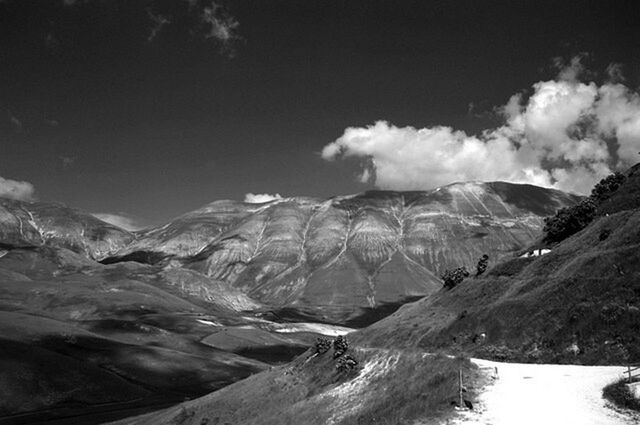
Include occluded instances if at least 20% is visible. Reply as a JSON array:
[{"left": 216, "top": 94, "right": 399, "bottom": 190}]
[
  {"left": 108, "top": 169, "right": 639, "bottom": 425},
  {"left": 354, "top": 165, "right": 640, "bottom": 364},
  {"left": 0, "top": 181, "right": 581, "bottom": 421},
  {"left": 110, "top": 347, "right": 481, "bottom": 425},
  {"left": 0, "top": 198, "right": 134, "bottom": 260},
  {"left": 107, "top": 182, "right": 581, "bottom": 324}
]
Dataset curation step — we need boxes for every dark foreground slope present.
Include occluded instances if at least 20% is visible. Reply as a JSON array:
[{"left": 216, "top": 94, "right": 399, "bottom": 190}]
[
  {"left": 355, "top": 165, "right": 640, "bottom": 364},
  {"left": 0, "top": 248, "right": 275, "bottom": 424},
  {"left": 111, "top": 346, "right": 482, "bottom": 425}
]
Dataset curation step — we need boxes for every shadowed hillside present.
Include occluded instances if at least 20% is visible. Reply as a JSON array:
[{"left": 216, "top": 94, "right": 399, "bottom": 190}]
[{"left": 110, "top": 346, "right": 482, "bottom": 425}]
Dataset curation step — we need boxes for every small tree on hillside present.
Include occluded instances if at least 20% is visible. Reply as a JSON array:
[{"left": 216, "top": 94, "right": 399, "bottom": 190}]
[
  {"left": 336, "top": 355, "right": 358, "bottom": 373},
  {"left": 543, "top": 199, "right": 597, "bottom": 243},
  {"left": 590, "top": 172, "right": 626, "bottom": 203},
  {"left": 315, "top": 337, "right": 332, "bottom": 354},
  {"left": 441, "top": 267, "right": 470, "bottom": 290},
  {"left": 476, "top": 254, "right": 489, "bottom": 276},
  {"left": 543, "top": 172, "right": 627, "bottom": 243},
  {"left": 333, "top": 335, "right": 349, "bottom": 358}
]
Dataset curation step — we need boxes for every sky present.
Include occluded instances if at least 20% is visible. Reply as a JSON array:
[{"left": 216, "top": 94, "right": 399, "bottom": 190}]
[{"left": 1, "top": 0, "right": 639, "bottom": 229}]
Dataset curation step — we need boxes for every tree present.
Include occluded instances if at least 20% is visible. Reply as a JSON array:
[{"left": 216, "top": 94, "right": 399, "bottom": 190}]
[
  {"left": 590, "top": 172, "right": 626, "bottom": 204},
  {"left": 543, "top": 199, "right": 597, "bottom": 243},
  {"left": 333, "top": 335, "right": 349, "bottom": 358},
  {"left": 543, "top": 172, "right": 627, "bottom": 243},
  {"left": 314, "top": 337, "right": 332, "bottom": 354},
  {"left": 336, "top": 355, "right": 358, "bottom": 373},
  {"left": 441, "top": 267, "right": 470, "bottom": 290},
  {"left": 476, "top": 254, "right": 489, "bottom": 276}
]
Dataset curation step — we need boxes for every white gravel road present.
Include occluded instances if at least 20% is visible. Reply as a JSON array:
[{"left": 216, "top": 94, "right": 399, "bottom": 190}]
[{"left": 449, "top": 358, "right": 640, "bottom": 425}]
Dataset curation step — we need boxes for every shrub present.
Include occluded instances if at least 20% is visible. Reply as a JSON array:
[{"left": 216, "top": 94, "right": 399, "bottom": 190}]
[
  {"left": 314, "top": 337, "right": 332, "bottom": 355},
  {"left": 603, "top": 378, "right": 640, "bottom": 412},
  {"left": 333, "top": 335, "right": 348, "bottom": 358},
  {"left": 543, "top": 198, "right": 597, "bottom": 243},
  {"left": 441, "top": 267, "right": 470, "bottom": 290},
  {"left": 335, "top": 355, "right": 358, "bottom": 373},
  {"left": 475, "top": 254, "right": 489, "bottom": 276},
  {"left": 590, "top": 172, "right": 626, "bottom": 204},
  {"left": 543, "top": 172, "right": 626, "bottom": 243},
  {"left": 478, "top": 344, "right": 518, "bottom": 362},
  {"left": 599, "top": 228, "right": 611, "bottom": 241}
]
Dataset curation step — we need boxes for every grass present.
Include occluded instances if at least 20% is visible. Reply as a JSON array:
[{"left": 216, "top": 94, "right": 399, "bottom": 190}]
[
  {"left": 355, "top": 207, "right": 640, "bottom": 365},
  {"left": 603, "top": 378, "right": 640, "bottom": 412},
  {"left": 336, "top": 353, "right": 479, "bottom": 425},
  {"left": 0, "top": 247, "right": 311, "bottom": 420},
  {"left": 113, "top": 347, "right": 481, "bottom": 425}
]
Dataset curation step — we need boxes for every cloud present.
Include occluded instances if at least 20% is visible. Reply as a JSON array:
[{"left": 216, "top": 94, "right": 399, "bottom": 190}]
[
  {"left": 322, "top": 58, "right": 640, "bottom": 195},
  {"left": 147, "top": 9, "right": 171, "bottom": 42},
  {"left": 244, "top": 193, "right": 283, "bottom": 203},
  {"left": 92, "top": 213, "right": 144, "bottom": 231},
  {"left": 552, "top": 53, "right": 588, "bottom": 82},
  {"left": 0, "top": 176, "right": 36, "bottom": 201},
  {"left": 7, "top": 110, "right": 22, "bottom": 133},
  {"left": 606, "top": 63, "right": 625, "bottom": 83},
  {"left": 200, "top": 1, "right": 240, "bottom": 55}
]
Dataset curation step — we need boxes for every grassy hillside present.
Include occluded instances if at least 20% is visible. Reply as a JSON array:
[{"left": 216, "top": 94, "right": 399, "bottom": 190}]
[
  {"left": 113, "top": 346, "right": 482, "bottom": 425},
  {"left": 0, "top": 247, "right": 313, "bottom": 422},
  {"left": 355, "top": 165, "right": 640, "bottom": 364}
]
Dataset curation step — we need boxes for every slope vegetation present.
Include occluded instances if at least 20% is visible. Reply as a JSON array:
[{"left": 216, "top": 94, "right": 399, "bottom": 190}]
[
  {"left": 111, "top": 347, "right": 481, "bottom": 425},
  {"left": 355, "top": 165, "right": 640, "bottom": 365}
]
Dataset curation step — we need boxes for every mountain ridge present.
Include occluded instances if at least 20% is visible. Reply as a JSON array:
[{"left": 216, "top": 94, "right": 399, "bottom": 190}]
[{"left": 1, "top": 181, "right": 582, "bottom": 324}]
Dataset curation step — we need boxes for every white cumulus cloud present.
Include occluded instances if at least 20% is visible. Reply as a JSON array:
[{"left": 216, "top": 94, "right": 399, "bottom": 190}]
[
  {"left": 244, "top": 193, "right": 283, "bottom": 203},
  {"left": 322, "top": 58, "right": 640, "bottom": 195},
  {"left": 0, "top": 176, "right": 36, "bottom": 201},
  {"left": 92, "top": 213, "right": 144, "bottom": 231}
]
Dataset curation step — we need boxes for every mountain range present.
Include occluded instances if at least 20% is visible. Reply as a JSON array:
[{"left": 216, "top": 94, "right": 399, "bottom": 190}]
[
  {"left": 105, "top": 165, "right": 640, "bottom": 425},
  {"left": 0, "top": 180, "right": 581, "bottom": 422}
]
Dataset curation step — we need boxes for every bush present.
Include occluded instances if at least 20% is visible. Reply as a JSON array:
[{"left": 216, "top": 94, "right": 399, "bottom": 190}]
[
  {"left": 335, "top": 355, "right": 358, "bottom": 373},
  {"left": 475, "top": 254, "right": 489, "bottom": 276},
  {"left": 591, "top": 172, "right": 626, "bottom": 204},
  {"left": 603, "top": 378, "right": 640, "bottom": 412},
  {"left": 543, "top": 198, "right": 597, "bottom": 243},
  {"left": 543, "top": 172, "right": 627, "bottom": 243},
  {"left": 441, "top": 267, "right": 470, "bottom": 290},
  {"left": 333, "top": 335, "right": 348, "bottom": 358},
  {"left": 477, "top": 344, "right": 519, "bottom": 362},
  {"left": 314, "top": 338, "right": 332, "bottom": 355}
]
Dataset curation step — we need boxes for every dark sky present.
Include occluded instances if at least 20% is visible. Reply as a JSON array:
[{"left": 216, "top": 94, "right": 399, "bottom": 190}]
[{"left": 1, "top": 0, "right": 639, "bottom": 226}]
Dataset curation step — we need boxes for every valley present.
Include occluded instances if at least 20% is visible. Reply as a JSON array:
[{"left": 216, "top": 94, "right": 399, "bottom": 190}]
[{"left": 0, "top": 181, "right": 580, "bottom": 423}]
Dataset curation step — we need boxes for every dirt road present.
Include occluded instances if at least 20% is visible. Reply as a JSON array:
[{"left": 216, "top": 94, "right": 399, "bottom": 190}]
[{"left": 451, "top": 359, "right": 640, "bottom": 425}]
